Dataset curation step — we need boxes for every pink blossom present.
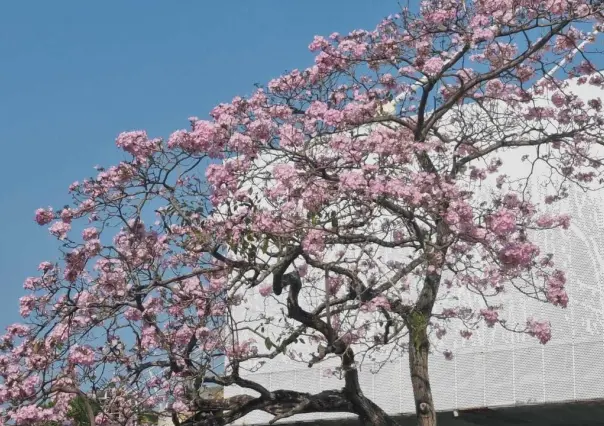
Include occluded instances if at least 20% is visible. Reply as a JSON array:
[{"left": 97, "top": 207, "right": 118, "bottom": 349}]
[
  {"left": 339, "top": 171, "right": 367, "bottom": 191},
  {"left": 8, "top": 8, "right": 604, "bottom": 420},
  {"left": 23, "top": 277, "right": 41, "bottom": 290},
  {"left": 168, "top": 120, "right": 226, "bottom": 155},
  {"left": 68, "top": 344, "right": 96, "bottom": 366},
  {"left": 279, "top": 124, "right": 305, "bottom": 147},
  {"left": 116, "top": 130, "right": 160, "bottom": 161},
  {"left": 545, "top": 270, "right": 568, "bottom": 308},
  {"left": 498, "top": 242, "right": 539, "bottom": 267},
  {"left": 82, "top": 227, "right": 99, "bottom": 241},
  {"left": 588, "top": 98, "right": 602, "bottom": 111},
  {"left": 337, "top": 38, "right": 367, "bottom": 58},
  {"left": 459, "top": 330, "right": 473, "bottom": 339},
  {"left": 422, "top": 57, "right": 444, "bottom": 76},
  {"left": 526, "top": 318, "right": 552, "bottom": 344},
  {"left": 306, "top": 101, "right": 329, "bottom": 118},
  {"left": 64, "top": 248, "right": 87, "bottom": 282},
  {"left": 488, "top": 208, "right": 517, "bottom": 236},
  {"left": 273, "top": 163, "right": 298, "bottom": 186},
  {"left": 361, "top": 295, "right": 391, "bottom": 312},
  {"left": 6, "top": 324, "right": 30, "bottom": 337},
  {"left": 228, "top": 133, "right": 255, "bottom": 154},
  {"left": 18, "top": 296, "right": 36, "bottom": 317},
  {"left": 472, "top": 27, "right": 495, "bottom": 43},
  {"left": 326, "top": 276, "right": 343, "bottom": 296},
  {"left": 536, "top": 213, "right": 571, "bottom": 230},
  {"left": 34, "top": 208, "right": 54, "bottom": 225},
  {"left": 206, "top": 164, "right": 236, "bottom": 190},
  {"left": 227, "top": 339, "right": 258, "bottom": 358},
  {"left": 248, "top": 118, "right": 273, "bottom": 141},
  {"left": 554, "top": 27, "right": 582, "bottom": 51},
  {"left": 308, "top": 35, "right": 329, "bottom": 52},
  {"left": 173, "top": 325, "right": 194, "bottom": 346},
  {"left": 480, "top": 308, "right": 499, "bottom": 327},
  {"left": 268, "top": 69, "right": 306, "bottom": 94},
  {"left": 124, "top": 307, "right": 142, "bottom": 321},
  {"left": 302, "top": 229, "right": 326, "bottom": 255},
  {"left": 48, "top": 221, "right": 71, "bottom": 240},
  {"left": 551, "top": 92, "right": 567, "bottom": 107},
  {"left": 433, "top": 324, "right": 447, "bottom": 339},
  {"left": 141, "top": 325, "right": 159, "bottom": 350},
  {"left": 322, "top": 109, "right": 343, "bottom": 126},
  {"left": 37, "top": 261, "right": 53, "bottom": 273},
  {"left": 259, "top": 284, "right": 273, "bottom": 297},
  {"left": 59, "top": 208, "right": 74, "bottom": 223},
  {"left": 171, "top": 400, "right": 189, "bottom": 413},
  {"left": 196, "top": 327, "right": 211, "bottom": 339}
]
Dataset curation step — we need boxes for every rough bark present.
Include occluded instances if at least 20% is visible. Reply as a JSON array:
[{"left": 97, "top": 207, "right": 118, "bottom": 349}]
[
  {"left": 283, "top": 267, "right": 400, "bottom": 426},
  {"left": 408, "top": 317, "right": 437, "bottom": 426},
  {"left": 341, "top": 347, "right": 401, "bottom": 426},
  {"left": 405, "top": 251, "right": 443, "bottom": 426},
  {"left": 182, "top": 389, "right": 357, "bottom": 426}
]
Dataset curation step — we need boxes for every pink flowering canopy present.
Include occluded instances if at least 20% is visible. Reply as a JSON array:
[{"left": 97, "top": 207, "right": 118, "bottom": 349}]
[{"left": 5, "top": 1, "right": 604, "bottom": 425}]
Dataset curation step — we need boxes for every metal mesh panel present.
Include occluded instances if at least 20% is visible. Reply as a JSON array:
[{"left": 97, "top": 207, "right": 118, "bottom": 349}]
[
  {"left": 319, "top": 368, "right": 344, "bottom": 390},
  {"left": 484, "top": 349, "right": 514, "bottom": 407},
  {"left": 453, "top": 352, "right": 485, "bottom": 410},
  {"left": 574, "top": 341, "right": 604, "bottom": 400},
  {"left": 513, "top": 346, "right": 544, "bottom": 405},
  {"left": 543, "top": 343, "right": 574, "bottom": 403},
  {"left": 429, "top": 356, "right": 457, "bottom": 411},
  {"left": 291, "top": 368, "right": 320, "bottom": 394},
  {"left": 229, "top": 343, "right": 604, "bottom": 424},
  {"left": 225, "top": 80, "right": 604, "bottom": 424},
  {"left": 372, "top": 361, "right": 402, "bottom": 414}
]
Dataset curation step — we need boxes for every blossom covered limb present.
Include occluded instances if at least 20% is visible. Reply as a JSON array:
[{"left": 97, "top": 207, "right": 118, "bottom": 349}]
[{"left": 5, "top": 1, "right": 604, "bottom": 425}]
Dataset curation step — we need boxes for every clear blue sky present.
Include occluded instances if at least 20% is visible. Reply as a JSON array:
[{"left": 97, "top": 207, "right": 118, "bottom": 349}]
[{"left": 0, "top": 1, "right": 398, "bottom": 328}]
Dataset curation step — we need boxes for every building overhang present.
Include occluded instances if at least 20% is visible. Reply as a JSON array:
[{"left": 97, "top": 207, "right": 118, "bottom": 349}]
[{"left": 260, "top": 400, "right": 604, "bottom": 426}]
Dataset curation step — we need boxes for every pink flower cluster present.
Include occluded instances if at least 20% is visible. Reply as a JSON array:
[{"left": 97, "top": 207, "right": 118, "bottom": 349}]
[
  {"left": 361, "top": 296, "right": 391, "bottom": 313},
  {"left": 68, "top": 344, "right": 96, "bottom": 366},
  {"left": 8, "top": 2, "right": 604, "bottom": 422},
  {"left": 34, "top": 207, "right": 54, "bottom": 225},
  {"left": 526, "top": 318, "right": 552, "bottom": 344},
  {"left": 480, "top": 308, "right": 499, "bottom": 327},
  {"left": 545, "top": 270, "right": 569, "bottom": 308},
  {"left": 116, "top": 130, "right": 160, "bottom": 161}
]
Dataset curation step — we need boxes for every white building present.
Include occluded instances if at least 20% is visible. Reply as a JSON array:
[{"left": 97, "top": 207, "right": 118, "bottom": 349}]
[{"left": 223, "top": 79, "right": 604, "bottom": 425}]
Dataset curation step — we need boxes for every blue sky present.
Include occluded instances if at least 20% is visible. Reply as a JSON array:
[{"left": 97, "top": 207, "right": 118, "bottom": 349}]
[{"left": 0, "top": 1, "right": 398, "bottom": 328}]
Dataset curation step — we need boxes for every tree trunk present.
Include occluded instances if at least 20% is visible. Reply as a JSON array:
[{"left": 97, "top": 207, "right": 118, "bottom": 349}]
[
  {"left": 342, "top": 350, "right": 401, "bottom": 426},
  {"left": 349, "top": 393, "right": 401, "bottom": 426},
  {"left": 408, "top": 315, "right": 436, "bottom": 426}
]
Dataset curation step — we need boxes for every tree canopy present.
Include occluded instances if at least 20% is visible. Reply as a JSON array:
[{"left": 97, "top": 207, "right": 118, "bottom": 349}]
[{"left": 3, "top": 1, "right": 604, "bottom": 426}]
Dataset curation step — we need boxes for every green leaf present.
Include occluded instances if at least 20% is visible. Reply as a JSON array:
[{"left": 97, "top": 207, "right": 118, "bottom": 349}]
[{"left": 265, "top": 337, "right": 273, "bottom": 350}]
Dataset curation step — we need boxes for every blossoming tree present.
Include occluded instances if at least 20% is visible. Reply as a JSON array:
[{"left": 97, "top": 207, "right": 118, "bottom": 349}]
[{"left": 4, "top": 1, "right": 604, "bottom": 425}]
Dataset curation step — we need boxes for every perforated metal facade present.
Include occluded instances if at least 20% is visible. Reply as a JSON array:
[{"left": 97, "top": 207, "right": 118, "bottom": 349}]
[{"left": 225, "top": 80, "right": 604, "bottom": 425}]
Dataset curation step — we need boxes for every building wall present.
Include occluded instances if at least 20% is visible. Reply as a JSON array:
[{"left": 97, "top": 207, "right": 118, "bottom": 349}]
[{"left": 225, "top": 80, "right": 604, "bottom": 425}]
